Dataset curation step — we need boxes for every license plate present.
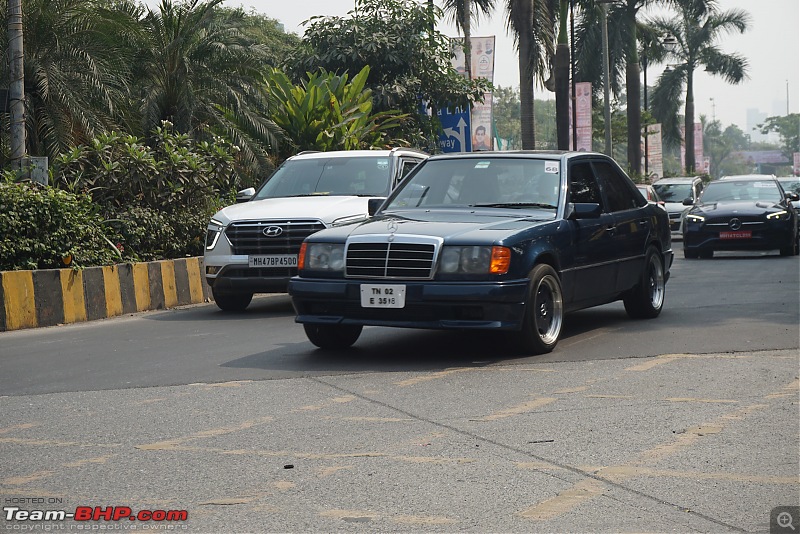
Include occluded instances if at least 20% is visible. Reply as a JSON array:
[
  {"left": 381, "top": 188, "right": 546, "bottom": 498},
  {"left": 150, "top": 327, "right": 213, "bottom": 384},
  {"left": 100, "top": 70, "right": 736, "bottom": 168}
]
[
  {"left": 720, "top": 231, "right": 752, "bottom": 240},
  {"left": 248, "top": 255, "right": 298, "bottom": 268},
  {"left": 360, "top": 284, "right": 406, "bottom": 308}
]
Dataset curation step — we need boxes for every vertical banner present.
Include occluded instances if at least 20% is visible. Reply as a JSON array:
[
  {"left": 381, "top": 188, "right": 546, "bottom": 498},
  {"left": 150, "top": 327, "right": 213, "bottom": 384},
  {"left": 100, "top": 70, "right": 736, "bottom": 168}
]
[
  {"left": 449, "top": 37, "right": 495, "bottom": 152},
  {"left": 794, "top": 152, "right": 800, "bottom": 176},
  {"left": 572, "top": 82, "right": 593, "bottom": 151},
  {"left": 646, "top": 124, "right": 663, "bottom": 181},
  {"left": 680, "top": 123, "right": 704, "bottom": 173}
]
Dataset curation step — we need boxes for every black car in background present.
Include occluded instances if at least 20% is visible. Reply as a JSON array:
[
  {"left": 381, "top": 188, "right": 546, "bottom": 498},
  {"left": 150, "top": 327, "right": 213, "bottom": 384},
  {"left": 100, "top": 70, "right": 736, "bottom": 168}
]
[
  {"left": 682, "top": 175, "right": 799, "bottom": 258},
  {"left": 289, "top": 151, "right": 673, "bottom": 354}
]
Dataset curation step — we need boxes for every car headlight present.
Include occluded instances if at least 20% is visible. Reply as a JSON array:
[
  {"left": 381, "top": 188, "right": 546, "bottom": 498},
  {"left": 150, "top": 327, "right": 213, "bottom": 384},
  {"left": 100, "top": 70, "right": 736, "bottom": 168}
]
[
  {"left": 205, "top": 218, "right": 225, "bottom": 249},
  {"left": 766, "top": 210, "right": 789, "bottom": 220},
  {"left": 300, "top": 243, "right": 345, "bottom": 272},
  {"left": 438, "top": 246, "right": 510, "bottom": 275},
  {"left": 686, "top": 214, "right": 705, "bottom": 223}
]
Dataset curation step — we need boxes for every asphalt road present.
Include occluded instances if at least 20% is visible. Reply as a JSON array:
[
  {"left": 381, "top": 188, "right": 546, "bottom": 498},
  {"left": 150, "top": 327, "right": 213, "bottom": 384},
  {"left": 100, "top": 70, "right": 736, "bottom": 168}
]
[{"left": 1, "top": 244, "right": 798, "bottom": 532}]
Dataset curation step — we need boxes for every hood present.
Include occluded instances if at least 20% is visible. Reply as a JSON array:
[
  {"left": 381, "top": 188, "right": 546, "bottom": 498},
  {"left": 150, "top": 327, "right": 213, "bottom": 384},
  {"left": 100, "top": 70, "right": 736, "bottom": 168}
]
[
  {"left": 692, "top": 200, "right": 784, "bottom": 217},
  {"left": 309, "top": 209, "right": 554, "bottom": 243},
  {"left": 212, "top": 196, "right": 377, "bottom": 226}
]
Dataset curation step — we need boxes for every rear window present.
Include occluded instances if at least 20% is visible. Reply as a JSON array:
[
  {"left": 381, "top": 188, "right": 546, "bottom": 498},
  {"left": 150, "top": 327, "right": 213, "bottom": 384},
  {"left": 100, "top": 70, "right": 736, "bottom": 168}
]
[
  {"left": 653, "top": 183, "right": 692, "bottom": 203},
  {"left": 700, "top": 181, "right": 782, "bottom": 203}
]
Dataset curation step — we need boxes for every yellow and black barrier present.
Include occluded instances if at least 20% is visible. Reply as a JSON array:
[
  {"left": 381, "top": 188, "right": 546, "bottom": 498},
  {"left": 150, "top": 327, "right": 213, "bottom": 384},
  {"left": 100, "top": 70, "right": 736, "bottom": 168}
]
[{"left": 0, "top": 257, "right": 210, "bottom": 332}]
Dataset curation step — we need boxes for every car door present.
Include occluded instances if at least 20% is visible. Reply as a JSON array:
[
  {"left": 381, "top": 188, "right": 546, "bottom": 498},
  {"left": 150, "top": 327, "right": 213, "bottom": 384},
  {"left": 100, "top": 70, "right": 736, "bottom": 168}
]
[
  {"left": 564, "top": 160, "right": 619, "bottom": 305},
  {"left": 593, "top": 159, "right": 651, "bottom": 293}
]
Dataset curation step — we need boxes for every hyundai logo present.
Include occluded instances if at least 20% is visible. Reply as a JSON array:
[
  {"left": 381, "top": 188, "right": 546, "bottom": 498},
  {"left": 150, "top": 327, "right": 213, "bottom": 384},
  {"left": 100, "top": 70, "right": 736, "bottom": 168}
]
[
  {"left": 263, "top": 226, "right": 284, "bottom": 237},
  {"left": 729, "top": 218, "right": 742, "bottom": 231}
]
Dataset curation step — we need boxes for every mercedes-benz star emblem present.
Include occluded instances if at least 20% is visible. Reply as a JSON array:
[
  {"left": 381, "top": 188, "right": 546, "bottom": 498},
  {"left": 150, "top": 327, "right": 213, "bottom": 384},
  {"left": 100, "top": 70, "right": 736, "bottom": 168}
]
[
  {"left": 728, "top": 218, "right": 742, "bottom": 231},
  {"left": 387, "top": 220, "right": 399, "bottom": 233},
  {"left": 263, "top": 226, "right": 284, "bottom": 237}
]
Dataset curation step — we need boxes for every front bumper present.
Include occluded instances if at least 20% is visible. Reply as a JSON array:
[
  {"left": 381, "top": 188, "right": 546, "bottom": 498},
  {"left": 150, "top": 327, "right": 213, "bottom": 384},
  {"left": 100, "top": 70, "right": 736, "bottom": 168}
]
[
  {"left": 683, "top": 222, "right": 796, "bottom": 252},
  {"left": 289, "top": 278, "right": 530, "bottom": 330}
]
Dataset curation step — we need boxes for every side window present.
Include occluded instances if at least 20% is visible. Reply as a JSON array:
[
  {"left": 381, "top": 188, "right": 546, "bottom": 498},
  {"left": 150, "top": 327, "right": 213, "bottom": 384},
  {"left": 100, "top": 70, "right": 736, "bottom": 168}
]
[
  {"left": 568, "top": 162, "right": 603, "bottom": 206},
  {"left": 593, "top": 160, "right": 643, "bottom": 211},
  {"left": 398, "top": 159, "right": 421, "bottom": 182}
]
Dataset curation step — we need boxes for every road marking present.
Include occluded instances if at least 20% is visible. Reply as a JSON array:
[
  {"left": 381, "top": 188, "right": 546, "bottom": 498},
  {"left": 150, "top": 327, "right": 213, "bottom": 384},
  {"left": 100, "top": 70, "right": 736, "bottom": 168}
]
[
  {"left": 518, "top": 479, "right": 606, "bottom": 520},
  {"left": 0, "top": 423, "right": 39, "bottom": 434},
  {"left": 135, "top": 416, "right": 274, "bottom": 451},
  {"left": 394, "top": 368, "right": 474, "bottom": 387},
  {"left": 554, "top": 386, "right": 589, "bottom": 394},
  {"left": 666, "top": 398, "right": 738, "bottom": 404},
  {"left": 393, "top": 515, "right": 458, "bottom": 525},
  {"left": 2, "top": 471, "right": 54, "bottom": 485},
  {"left": 474, "top": 397, "right": 557, "bottom": 421}
]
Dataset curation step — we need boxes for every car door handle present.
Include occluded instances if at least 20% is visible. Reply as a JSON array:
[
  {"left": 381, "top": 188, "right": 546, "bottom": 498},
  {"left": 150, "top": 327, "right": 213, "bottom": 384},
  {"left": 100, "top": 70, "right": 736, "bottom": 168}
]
[
  {"left": 638, "top": 219, "right": 649, "bottom": 226},
  {"left": 605, "top": 226, "right": 616, "bottom": 235}
]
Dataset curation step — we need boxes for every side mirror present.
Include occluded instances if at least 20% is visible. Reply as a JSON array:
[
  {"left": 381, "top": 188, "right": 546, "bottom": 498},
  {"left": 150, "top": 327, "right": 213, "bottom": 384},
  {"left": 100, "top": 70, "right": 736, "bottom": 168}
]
[
  {"left": 786, "top": 192, "right": 800, "bottom": 202},
  {"left": 235, "top": 187, "right": 255, "bottom": 203},
  {"left": 682, "top": 197, "right": 694, "bottom": 206},
  {"left": 567, "top": 202, "right": 602, "bottom": 220},
  {"left": 368, "top": 197, "right": 385, "bottom": 216}
]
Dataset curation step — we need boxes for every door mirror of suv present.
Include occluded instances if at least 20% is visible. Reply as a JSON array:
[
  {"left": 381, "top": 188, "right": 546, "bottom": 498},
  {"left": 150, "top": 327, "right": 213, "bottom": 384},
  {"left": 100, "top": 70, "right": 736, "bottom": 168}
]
[
  {"left": 682, "top": 197, "right": 694, "bottom": 206},
  {"left": 785, "top": 192, "right": 800, "bottom": 202},
  {"left": 235, "top": 188, "right": 255, "bottom": 203},
  {"left": 368, "top": 197, "right": 385, "bottom": 216}
]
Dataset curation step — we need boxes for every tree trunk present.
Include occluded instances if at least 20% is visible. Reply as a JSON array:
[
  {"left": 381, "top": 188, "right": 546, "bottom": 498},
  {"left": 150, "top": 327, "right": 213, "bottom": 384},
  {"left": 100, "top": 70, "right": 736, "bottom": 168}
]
[
  {"left": 626, "top": 60, "right": 642, "bottom": 175},
  {"left": 519, "top": 37, "right": 536, "bottom": 150},
  {"left": 9, "top": 0, "right": 26, "bottom": 169},
  {"left": 463, "top": 0, "right": 472, "bottom": 80},
  {"left": 684, "top": 72, "right": 695, "bottom": 174},
  {"left": 555, "top": 43, "right": 570, "bottom": 150}
]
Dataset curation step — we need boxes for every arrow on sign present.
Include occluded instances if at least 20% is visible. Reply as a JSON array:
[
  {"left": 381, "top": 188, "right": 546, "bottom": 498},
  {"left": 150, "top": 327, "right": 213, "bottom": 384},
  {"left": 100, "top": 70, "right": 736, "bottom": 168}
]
[{"left": 443, "top": 117, "right": 468, "bottom": 152}]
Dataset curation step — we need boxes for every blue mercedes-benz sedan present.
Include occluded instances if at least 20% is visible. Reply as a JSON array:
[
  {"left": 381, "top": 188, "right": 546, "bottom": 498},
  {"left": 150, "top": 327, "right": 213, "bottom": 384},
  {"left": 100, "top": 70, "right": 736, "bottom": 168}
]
[{"left": 289, "top": 151, "right": 673, "bottom": 354}]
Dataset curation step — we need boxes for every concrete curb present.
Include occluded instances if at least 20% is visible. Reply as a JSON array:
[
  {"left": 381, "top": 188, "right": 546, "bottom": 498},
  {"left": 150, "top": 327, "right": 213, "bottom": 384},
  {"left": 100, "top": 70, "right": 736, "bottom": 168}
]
[{"left": 0, "top": 257, "right": 210, "bottom": 332}]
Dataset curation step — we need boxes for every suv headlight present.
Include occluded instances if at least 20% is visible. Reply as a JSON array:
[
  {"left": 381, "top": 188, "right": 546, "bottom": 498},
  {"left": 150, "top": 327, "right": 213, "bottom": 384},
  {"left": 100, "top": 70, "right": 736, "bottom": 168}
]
[
  {"left": 438, "top": 246, "right": 510, "bottom": 275},
  {"left": 685, "top": 214, "right": 705, "bottom": 223},
  {"left": 205, "top": 218, "right": 225, "bottom": 250},
  {"left": 300, "top": 243, "right": 345, "bottom": 272}
]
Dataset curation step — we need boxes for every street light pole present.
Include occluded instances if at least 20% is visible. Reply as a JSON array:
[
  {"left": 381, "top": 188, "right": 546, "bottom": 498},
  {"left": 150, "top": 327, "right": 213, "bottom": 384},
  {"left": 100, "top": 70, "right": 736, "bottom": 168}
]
[{"left": 600, "top": 1, "right": 612, "bottom": 156}]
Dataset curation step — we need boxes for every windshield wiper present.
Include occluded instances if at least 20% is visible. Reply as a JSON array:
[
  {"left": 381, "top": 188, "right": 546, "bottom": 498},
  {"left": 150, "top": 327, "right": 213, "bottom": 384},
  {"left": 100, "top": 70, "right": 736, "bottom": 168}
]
[{"left": 469, "top": 202, "right": 557, "bottom": 209}]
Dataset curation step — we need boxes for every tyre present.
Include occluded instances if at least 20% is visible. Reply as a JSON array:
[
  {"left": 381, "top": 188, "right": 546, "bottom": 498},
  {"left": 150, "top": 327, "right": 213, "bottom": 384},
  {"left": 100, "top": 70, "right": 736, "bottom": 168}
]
[
  {"left": 515, "top": 264, "right": 563, "bottom": 355},
  {"left": 699, "top": 249, "right": 714, "bottom": 259},
  {"left": 779, "top": 236, "right": 798, "bottom": 256},
  {"left": 624, "top": 246, "right": 665, "bottom": 319},
  {"left": 211, "top": 286, "right": 253, "bottom": 311},
  {"left": 683, "top": 248, "right": 699, "bottom": 259},
  {"left": 303, "top": 324, "right": 363, "bottom": 350}
]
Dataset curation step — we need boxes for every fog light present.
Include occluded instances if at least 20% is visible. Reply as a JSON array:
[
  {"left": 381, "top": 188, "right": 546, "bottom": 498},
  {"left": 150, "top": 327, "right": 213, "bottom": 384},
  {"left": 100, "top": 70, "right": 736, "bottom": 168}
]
[{"left": 206, "top": 266, "right": 220, "bottom": 275}]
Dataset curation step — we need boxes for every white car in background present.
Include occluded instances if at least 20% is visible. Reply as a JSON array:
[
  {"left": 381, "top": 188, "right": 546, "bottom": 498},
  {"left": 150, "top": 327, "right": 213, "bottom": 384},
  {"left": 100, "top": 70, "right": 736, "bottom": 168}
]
[
  {"left": 653, "top": 176, "right": 705, "bottom": 238},
  {"left": 204, "top": 149, "right": 428, "bottom": 310}
]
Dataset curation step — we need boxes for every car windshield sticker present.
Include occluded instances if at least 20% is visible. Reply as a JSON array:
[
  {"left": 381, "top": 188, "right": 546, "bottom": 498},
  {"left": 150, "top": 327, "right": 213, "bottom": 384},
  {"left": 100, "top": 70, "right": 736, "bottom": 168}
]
[
  {"left": 754, "top": 182, "right": 773, "bottom": 188},
  {"left": 377, "top": 159, "right": 389, "bottom": 169},
  {"left": 475, "top": 161, "right": 491, "bottom": 169},
  {"left": 544, "top": 162, "right": 560, "bottom": 174}
]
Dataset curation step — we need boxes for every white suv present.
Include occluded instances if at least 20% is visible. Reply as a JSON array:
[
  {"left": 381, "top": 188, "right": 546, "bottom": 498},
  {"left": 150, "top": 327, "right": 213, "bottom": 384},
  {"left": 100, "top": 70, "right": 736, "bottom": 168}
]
[
  {"left": 204, "top": 149, "right": 428, "bottom": 310},
  {"left": 652, "top": 176, "right": 704, "bottom": 237}
]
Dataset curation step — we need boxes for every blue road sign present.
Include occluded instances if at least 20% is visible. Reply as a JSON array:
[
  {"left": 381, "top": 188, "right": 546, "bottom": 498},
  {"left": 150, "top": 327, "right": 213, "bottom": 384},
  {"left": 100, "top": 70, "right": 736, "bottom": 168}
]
[{"left": 438, "top": 105, "right": 471, "bottom": 153}]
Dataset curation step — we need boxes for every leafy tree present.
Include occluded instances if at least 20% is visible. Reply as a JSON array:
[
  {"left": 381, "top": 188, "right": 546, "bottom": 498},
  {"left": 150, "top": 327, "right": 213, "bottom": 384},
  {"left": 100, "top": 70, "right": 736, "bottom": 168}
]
[
  {"left": 757, "top": 114, "right": 800, "bottom": 161},
  {"left": 285, "top": 0, "right": 490, "bottom": 147},
  {"left": 266, "top": 66, "right": 407, "bottom": 160},
  {"left": 0, "top": 0, "right": 137, "bottom": 164},
  {"left": 229, "top": 8, "right": 301, "bottom": 68},
  {"left": 492, "top": 85, "right": 558, "bottom": 150},
  {"left": 650, "top": 0, "right": 749, "bottom": 174},
  {"left": 131, "top": 0, "right": 280, "bottom": 178}
]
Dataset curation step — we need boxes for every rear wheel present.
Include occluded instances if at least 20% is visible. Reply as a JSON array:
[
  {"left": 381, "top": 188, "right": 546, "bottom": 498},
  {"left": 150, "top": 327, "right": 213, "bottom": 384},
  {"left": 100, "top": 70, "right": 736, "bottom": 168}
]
[
  {"left": 211, "top": 286, "right": 253, "bottom": 311},
  {"left": 515, "top": 264, "right": 563, "bottom": 355},
  {"left": 699, "top": 249, "right": 714, "bottom": 259},
  {"left": 683, "top": 248, "right": 699, "bottom": 259},
  {"left": 779, "top": 235, "right": 798, "bottom": 256},
  {"left": 303, "top": 324, "right": 363, "bottom": 350},
  {"left": 624, "top": 246, "right": 665, "bottom": 319}
]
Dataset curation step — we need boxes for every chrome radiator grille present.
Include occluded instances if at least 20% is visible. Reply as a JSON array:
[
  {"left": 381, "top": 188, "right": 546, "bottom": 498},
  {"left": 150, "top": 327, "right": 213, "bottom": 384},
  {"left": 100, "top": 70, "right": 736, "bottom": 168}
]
[
  {"left": 225, "top": 220, "right": 325, "bottom": 255},
  {"left": 346, "top": 240, "right": 437, "bottom": 279}
]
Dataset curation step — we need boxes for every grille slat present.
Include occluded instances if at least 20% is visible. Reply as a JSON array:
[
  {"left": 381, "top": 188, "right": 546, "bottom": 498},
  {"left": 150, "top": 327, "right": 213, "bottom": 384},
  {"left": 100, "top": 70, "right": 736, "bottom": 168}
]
[
  {"left": 346, "top": 241, "right": 436, "bottom": 279},
  {"left": 226, "top": 220, "right": 325, "bottom": 255}
]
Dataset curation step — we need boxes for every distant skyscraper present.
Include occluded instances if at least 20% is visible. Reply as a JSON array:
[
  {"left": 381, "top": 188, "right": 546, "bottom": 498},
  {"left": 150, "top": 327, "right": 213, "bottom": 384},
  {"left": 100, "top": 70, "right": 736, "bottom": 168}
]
[{"left": 747, "top": 108, "right": 768, "bottom": 143}]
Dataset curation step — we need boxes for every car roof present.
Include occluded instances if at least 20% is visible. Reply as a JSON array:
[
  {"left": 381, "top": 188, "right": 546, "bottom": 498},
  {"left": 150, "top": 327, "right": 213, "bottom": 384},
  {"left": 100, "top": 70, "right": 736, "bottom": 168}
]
[
  {"left": 653, "top": 176, "right": 700, "bottom": 184},
  {"left": 288, "top": 148, "right": 429, "bottom": 160},
  {"left": 426, "top": 150, "right": 605, "bottom": 162},
  {"left": 718, "top": 174, "right": 776, "bottom": 181}
]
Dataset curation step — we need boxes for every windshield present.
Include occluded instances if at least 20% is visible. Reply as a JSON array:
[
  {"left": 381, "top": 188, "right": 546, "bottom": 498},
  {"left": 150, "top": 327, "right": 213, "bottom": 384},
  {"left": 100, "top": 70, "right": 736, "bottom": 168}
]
[
  {"left": 253, "top": 156, "right": 392, "bottom": 199},
  {"left": 700, "top": 180, "right": 783, "bottom": 203},
  {"left": 385, "top": 158, "right": 560, "bottom": 214},
  {"left": 778, "top": 179, "right": 800, "bottom": 195},
  {"left": 653, "top": 183, "right": 692, "bottom": 203}
]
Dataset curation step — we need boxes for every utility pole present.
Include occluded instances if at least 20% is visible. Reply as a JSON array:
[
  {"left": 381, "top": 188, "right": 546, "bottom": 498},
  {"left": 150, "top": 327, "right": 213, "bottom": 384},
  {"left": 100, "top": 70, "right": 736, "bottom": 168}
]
[{"left": 8, "top": 0, "right": 26, "bottom": 170}]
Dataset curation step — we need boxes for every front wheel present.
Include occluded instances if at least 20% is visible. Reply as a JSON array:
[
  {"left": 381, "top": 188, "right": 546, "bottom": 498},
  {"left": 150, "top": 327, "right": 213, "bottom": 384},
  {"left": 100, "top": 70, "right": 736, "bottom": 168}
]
[
  {"left": 514, "top": 264, "right": 563, "bottom": 355},
  {"left": 624, "top": 246, "right": 665, "bottom": 319},
  {"left": 303, "top": 324, "right": 363, "bottom": 350},
  {"left": 211, "top": 286, "right": 253, "bottom": 311}
]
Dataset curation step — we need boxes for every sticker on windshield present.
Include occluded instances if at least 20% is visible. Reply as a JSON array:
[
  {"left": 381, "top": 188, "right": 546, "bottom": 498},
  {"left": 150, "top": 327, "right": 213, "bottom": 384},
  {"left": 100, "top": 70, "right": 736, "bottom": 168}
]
[
  {"left": 377, "top": 159, "right": 389, "bottom": 169},
  {"left": 753, "top": 182, "right": 773, "bottom": 188},
  {"left": 544, "top": 162, "right": 560, "bottom": 174},
  {"left": 474, "top": 161, "right": 491, "bottom": 169}
]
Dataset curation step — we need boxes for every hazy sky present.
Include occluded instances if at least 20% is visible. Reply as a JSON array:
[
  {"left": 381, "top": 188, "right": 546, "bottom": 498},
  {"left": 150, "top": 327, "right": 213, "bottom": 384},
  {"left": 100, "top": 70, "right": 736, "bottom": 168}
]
[{"left": 229, "top": 1, "right": 798, "bottom": 133}]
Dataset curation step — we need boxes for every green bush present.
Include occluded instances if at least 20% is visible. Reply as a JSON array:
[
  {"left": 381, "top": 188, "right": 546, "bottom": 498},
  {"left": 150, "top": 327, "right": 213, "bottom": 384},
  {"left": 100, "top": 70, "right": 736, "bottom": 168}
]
[{"left": 0, "top": 181, "right": 122, "bottom": 270}]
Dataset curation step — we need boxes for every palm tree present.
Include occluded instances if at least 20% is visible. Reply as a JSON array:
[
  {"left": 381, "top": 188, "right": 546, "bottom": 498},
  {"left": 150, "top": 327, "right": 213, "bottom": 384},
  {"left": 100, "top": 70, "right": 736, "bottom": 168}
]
[
  {"left": 132, "top": 0, "right": 281, "bottom": 175},
  {"left": 650, "top": 0, "right": 749, "bottom": 174},
  {"left": 0, "top": 0, "right": 137, "bottom": 163},
  {"left": 504, "top": 0, "right": 554, "bottom": 149}
]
